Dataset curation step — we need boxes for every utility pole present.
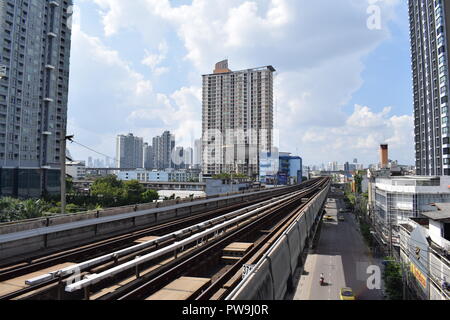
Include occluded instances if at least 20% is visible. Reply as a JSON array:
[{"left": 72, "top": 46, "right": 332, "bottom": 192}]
[
  {"left": 60, "top": 135, "right": 74, "bottom": 215},
  {"left": 401, "top": 260, "right": 406, "bottom": 300}
]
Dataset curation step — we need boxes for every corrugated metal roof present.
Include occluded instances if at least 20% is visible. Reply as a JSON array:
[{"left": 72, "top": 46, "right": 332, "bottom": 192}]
[{"left": 422, "top": 203, "right": 450, "bottom": 221}]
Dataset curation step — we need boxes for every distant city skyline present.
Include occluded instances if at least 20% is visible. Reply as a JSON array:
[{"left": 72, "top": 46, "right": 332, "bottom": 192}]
[{"left": 66, "top": 1, "right": 414, "bottom": 168}]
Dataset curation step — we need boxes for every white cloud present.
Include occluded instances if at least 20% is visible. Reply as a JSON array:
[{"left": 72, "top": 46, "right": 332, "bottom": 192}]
[
  {"left": 142, "top": 41, "right": 170, "bottom": 76},
  {"left": 69, "top": 0, "right": 411, "bottom": 166},
  {"left": 290, "top": 104, "right": 414, "bottom": 165}
]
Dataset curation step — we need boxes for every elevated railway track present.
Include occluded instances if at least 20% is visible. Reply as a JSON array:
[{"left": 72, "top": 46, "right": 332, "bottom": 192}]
[{"left": 0, "top": 178, "right": 330, "bottom": 300}]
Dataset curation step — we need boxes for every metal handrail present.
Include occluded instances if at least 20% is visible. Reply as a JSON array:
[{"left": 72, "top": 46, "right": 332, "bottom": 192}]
[
  {"left": 24, "top": 195, "right": 279, "bottom": 286},
  {"left": 63, "top": 190, "right": 306, "bottom": 293}
]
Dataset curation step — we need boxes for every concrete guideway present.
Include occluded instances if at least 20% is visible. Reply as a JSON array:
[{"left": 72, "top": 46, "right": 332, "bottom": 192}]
[
  {"left": 293, "top": 192, "right": 384, "bottom": 301},
  {"left": 0, "top": 185, "right": 306, "bottom": 265},
  {"left": 0, "top": 189, "right": 277, "bottom": 244},
  {"left": 0, "top": 179, "right": 328, "bottom": 300},
  {"left": 225, "top": 181, "right": 331, "bottom": 300}
]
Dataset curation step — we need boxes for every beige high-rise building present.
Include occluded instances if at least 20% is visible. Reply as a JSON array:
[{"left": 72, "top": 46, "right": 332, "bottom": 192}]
[{"left": 202, "top": 60, "right": 275, "bottom": 178}]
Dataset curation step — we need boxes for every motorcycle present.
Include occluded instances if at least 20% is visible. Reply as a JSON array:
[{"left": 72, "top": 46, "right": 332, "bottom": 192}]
[{"left": 320, "top": 277, "right": 325, "bottom": 286}]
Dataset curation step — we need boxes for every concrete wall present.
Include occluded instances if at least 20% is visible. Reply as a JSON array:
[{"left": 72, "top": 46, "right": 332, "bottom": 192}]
[
  {"left": 205, "top": 179, "right": 251, "bottom": 196},
  {"left": 230, "top": 181, "right": 330, "bottom": 300},
  {"left": 0, "top": 185, "right": 298, "bottom": 265}
]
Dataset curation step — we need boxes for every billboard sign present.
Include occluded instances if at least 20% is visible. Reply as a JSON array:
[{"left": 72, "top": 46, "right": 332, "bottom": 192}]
[
  {"left": 410, "top": 263, "right": 427, "bottom": 289},
  {"left": 408, "top": 225, "right": 430, "bottom": 294}
]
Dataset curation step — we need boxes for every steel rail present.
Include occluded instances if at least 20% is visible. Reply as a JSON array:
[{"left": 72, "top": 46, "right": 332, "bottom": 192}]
[
  {"left": 225, "top": 179, "right": 330, "bottom": 300},
  {"left": 0, "top": 179, "right": 321, "bottom": 300},
  {"left": 0, "top": 184, "right": 301, "bottom": 281},
  {"left": 64, "top": 188, "right": 308, "bottom": 293},
  {"left": 114, "top": 180, "right": 326, "bottom": 301},
  {"left": 25, "top": 192, "right": 292, "bottom": 286}
]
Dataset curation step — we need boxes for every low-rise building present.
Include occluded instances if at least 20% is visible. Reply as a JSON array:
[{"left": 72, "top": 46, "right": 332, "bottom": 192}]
[
  {"left": 66, "top": 161, "right": 86, "bottom": 180},
  {"left": 259, "top": 152, "right": 302, "bottom": 185},
  {"left": 368, "top": 175, "right": 450, "bottom": 250},
  {"left": 117, "top": 169, "right": 200, "bottom": 183},
  {"left": 399, "top": 208, "right": 450, "bottom": 300}
]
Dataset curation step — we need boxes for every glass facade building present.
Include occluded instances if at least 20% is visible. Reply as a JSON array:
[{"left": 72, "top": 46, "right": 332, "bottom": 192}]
[
  {"left": 0, "top": 0, "right": 73, "bottom": 197},
  {"left": 409, "top": 0, "right": 450, "bottom": 175}
]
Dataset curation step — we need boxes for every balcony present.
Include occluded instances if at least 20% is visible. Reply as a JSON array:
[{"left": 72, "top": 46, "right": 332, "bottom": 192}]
[{"left": 0, "top": 65, "right": 6, "bottom": 78}]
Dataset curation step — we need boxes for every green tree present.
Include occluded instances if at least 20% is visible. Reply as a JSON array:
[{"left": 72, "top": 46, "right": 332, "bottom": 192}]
[
  {"left": 354, "top": 174, "right": 363, "bottom": 194},
  {"left": 123, "top": 180, "right": 146, "bottom": 204},
  {"left": 0, "top": 198, "right": 50, "bottom": 222},
  {"left": 66, "top": 177, "right": 74, "bottom": 193},
  {"left": 91, "top": 175, "right": 124, "bottom": 206},
  {"left": 66, "top": 203, "right": 81, "bottom": 213},
  {"left": 141, "top": 190, "right": 159, "bottom": 203},
  {"left": 20, "top": 199, "right": 48, "bottom": 220},
  {"left": 0, "top": 197, "right": 21, "bottom": 222},
  {"left": 383, "top": 258, "right": 403, "bottom": 300}
]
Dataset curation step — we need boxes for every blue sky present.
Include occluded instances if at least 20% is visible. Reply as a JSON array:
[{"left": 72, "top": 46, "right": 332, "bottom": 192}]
[
  {"left": 67, "top": 0, "right": 414, "bottom": 167},
  {"left": 346, "top": 1, "right": 412, "bottom": 117}
]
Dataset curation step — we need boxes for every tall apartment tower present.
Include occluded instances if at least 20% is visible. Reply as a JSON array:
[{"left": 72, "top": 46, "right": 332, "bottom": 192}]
[
  {"left": 202, "top": 60, "right": 275, "bottom": 178},
  {"left": 116, "top": 134, "right": 144, "bottom": 169},
  {"left": 409, "top": 0, "right": 450, "bottom": 175},
  {"left": 152, "top": 131, "right": 175, "bottom": 170},
  {"left": 194, "top": 139, "right": 202, "bottom": 169},
  {"left": 0, "top": 0, "right": 73, "bottom": 197},
  {"left": 184, "top": 147, "right": 193, "bottom": 168},
  {"left": 143, "top": 143, "right": 154, "bottom": 170}
]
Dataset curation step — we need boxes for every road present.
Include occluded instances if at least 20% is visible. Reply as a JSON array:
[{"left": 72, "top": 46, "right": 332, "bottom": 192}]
[{"left": 293, "top": 192, "right": 384, "bottom": 300}]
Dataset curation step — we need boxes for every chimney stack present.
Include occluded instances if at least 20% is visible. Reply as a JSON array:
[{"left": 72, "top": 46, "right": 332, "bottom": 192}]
[{"left": 380, "top": 144, "right": 388, "bottom": 169}]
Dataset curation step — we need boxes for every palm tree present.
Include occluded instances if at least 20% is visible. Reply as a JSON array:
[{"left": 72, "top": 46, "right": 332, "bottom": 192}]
[{"left": 19, "top": 199, "right": 47, "bottom": 220}]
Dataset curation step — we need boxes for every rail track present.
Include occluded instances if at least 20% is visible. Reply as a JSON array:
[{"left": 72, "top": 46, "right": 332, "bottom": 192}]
[
  {"left": 0, "top": 179, "right": 323, "bottom": 300},
  {"left": 112, "top": 178, "right": 329, "bottom": 301}
]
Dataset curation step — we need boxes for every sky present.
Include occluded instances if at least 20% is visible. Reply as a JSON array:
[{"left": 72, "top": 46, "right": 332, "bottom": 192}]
[{"left": 66, "top": 0, "right": 414, "bottom": 167}]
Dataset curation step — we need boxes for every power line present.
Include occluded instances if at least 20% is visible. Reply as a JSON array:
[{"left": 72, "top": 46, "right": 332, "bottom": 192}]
[
  {"left": 69, "top": 139, "right": 139, "bottom": 170},
  {"left": 69, "top": 139, "right": 116, "bottom": 163}
]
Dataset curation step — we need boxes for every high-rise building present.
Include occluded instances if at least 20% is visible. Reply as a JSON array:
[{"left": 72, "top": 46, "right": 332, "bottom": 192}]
[
  {"left": 409, "top": 0, "right": 450, "bottom": 176},
  {"left": 152, "top": 131, "right": 175, "bottom": 170},
  {"left": 0, "top": 0, "right": 73, "bottom": 197},
  {"left": 184, "top": 147, "right": 193, "bottom": 168},
  {"left": 202, "top": 60, "right": 275, "bottom": 178},
  {"left": 194, "top": 139, "right": 202, "bottom": 168},
  {"left": 116, "top": 134, "right": 144, "bottom": 169},
  {"left": 173, "top": 146, "right": 184, "bottom": 169},
  {"left": 143, "top": 143, "right": 154, "bottom": 170}
]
